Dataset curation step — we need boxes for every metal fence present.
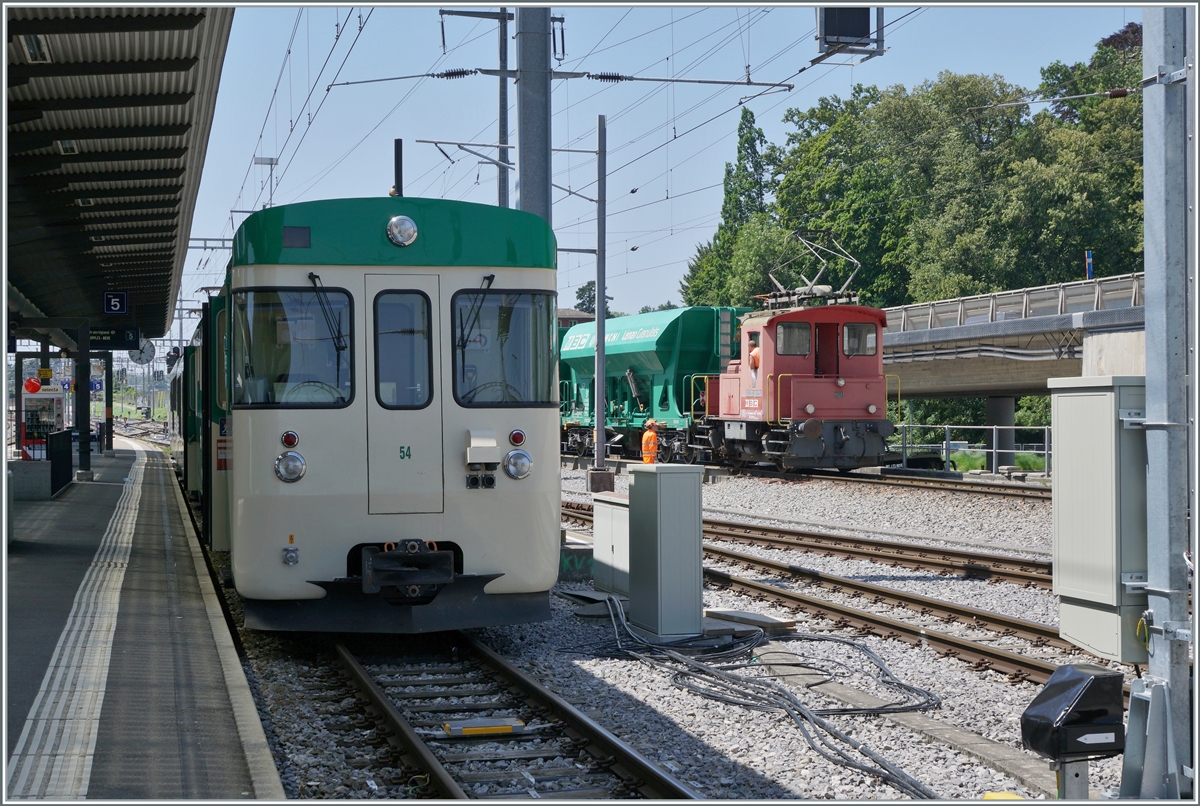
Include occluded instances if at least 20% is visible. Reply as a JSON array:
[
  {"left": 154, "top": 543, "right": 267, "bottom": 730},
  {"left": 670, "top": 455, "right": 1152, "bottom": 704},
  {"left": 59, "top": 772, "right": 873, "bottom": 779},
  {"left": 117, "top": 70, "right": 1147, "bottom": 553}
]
[{"left": 891, "top": 424, "right": 1052, "bottom": 475}]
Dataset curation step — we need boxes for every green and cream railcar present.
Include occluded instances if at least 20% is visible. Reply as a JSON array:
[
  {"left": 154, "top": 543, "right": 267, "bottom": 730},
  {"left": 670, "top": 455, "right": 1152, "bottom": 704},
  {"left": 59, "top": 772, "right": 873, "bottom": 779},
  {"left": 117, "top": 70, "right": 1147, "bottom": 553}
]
[{"left": 226, "top": 197, "right": 560, "bottom": 632}]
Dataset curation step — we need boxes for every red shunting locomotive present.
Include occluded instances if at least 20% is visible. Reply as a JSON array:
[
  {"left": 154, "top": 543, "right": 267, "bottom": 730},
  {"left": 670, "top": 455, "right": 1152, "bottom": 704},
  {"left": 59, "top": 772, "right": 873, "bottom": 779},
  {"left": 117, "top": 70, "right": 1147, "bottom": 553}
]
[{"left": 699, "top": 264, "right": 896, "bottom": 471}]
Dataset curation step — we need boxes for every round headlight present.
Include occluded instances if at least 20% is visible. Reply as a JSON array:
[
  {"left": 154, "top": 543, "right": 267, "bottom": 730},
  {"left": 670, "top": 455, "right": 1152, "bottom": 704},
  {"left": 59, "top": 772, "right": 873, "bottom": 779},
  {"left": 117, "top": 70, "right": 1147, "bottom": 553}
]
[
  {"left": 386, "top": 215, "right": 418, "bottom": 247},
  {"left": 868, "top": 404, "right": 878, "bottom": 414},
  {"left": 836, "top": 377, "right": 846, "bottom": 387},
  {"left": 805, "top": 403, "right": 816, "bottom": 415},
  {"left": 275, "top": 450, "right": 307, "bottom": 483},
  {"left": 502, "top": 449, "right": 532, "bottom": 480}
]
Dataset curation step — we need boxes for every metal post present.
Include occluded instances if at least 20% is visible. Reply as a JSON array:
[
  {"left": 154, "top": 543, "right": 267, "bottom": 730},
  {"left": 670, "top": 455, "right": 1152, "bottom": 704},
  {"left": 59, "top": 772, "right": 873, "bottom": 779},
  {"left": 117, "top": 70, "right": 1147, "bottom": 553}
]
[
  {"left": 74, "top": 321, "right": 91, "bottom": 477},
  {"left": 593, "top": 114, "right": 607, "bottom": 471},
  {"left": 992, "top": 425, "right": 999, "bottom": 474},
  {"left": 943, "top": 425, "right": 951, "bottom": 472},
  {"left": 14, "top": 354, "right": 26, "bottom": 460},
  {"left": 104, "top": 351, "right": 113, "bottom": 450},
  {"left": 394, "top": 139, "right": 403, "bottom": 196},
  {"left": 1044, "top": 426, "right": 1051, "bottom": 476},
  {"left": 1054, "top": 759, "right": 1090, "bottom": 800},
  {"left": 498, "top": 7, "right": 509, "bottom": 208},
  {"left": 1134, "top": 8, "right": 1192, "bottom": 797},
  {"left": 900, "top": 424, "right": 907, "bottom": 468},
  {"left": 515, "top": 7, "right": 552, "bottom": 224}
]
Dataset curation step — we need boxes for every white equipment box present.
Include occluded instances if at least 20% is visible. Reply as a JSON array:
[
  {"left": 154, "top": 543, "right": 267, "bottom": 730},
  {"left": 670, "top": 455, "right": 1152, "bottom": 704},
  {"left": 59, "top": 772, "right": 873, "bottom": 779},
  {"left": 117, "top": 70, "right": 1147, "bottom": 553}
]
[
  {"left": 627, "top": 465, "right": 703, "bottom": 639},
  {"left": 1048, "top": 375, "right": 1148, "bottom": 663},
  {"left": 592, "top": 492, "right": 630, "bottom": 596}
]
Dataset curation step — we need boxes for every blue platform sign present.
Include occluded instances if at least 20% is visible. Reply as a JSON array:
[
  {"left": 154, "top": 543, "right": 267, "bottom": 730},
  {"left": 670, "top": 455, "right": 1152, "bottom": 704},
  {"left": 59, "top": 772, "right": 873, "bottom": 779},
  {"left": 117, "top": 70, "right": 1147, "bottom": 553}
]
[
  {"left": 89, "top": 380, "right": 103, "bottom": 392},
  {"left": 103, "top": 291, "right": 128, "bottom": 316},
  {"left": 61, "top": 380, "right": 71, "bottom": 392},
  {"left": 1085, "top": 250, "right": 1094, "bottom": 280}
]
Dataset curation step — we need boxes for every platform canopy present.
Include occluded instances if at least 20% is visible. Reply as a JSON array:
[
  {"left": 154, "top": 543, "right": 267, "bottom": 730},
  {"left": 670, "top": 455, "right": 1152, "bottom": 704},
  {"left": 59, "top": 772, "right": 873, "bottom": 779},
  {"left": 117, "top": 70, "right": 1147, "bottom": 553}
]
[{"left": 7, "top": 7, "right": 234, "bottom": 349}]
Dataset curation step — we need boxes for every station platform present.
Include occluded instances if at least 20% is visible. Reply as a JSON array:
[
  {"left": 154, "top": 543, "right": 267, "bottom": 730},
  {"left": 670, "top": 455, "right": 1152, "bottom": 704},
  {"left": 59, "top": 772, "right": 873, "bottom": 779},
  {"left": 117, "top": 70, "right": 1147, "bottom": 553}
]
[{"left": 5, "top": 438, "right": 282, "bottom": 799}]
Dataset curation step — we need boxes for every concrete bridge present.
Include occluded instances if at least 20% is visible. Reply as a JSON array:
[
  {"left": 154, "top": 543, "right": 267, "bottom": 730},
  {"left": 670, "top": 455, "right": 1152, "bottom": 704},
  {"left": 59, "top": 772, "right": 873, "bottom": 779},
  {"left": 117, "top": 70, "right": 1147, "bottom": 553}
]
[
  {"left": 882, "top": 272, "right": 1145, "bottom": 398},
  {"left": 880, "top": 272, "right": 1145, "bottom": 462}
]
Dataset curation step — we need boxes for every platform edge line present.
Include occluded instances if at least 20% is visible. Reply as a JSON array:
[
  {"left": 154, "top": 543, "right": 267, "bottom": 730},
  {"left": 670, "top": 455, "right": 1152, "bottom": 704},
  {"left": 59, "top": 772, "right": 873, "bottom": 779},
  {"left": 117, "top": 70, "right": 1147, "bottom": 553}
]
[{"left": 165, "top": 452, "right": 285, "bottom": 801}]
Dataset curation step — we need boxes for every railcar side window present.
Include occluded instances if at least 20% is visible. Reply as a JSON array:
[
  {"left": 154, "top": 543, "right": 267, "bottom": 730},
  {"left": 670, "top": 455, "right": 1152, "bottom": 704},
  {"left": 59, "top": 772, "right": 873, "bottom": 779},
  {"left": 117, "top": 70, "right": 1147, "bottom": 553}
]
[
  {"left": 776, "top": 322, "right": 811, "bottom": 356},
  {"left": 843, "top": 322, "right": 877, "bottom": 356},
  {"left": 375, "top": 292, "right": 432, "bottom": 409},
  {"left": 452, "top": 290, "right": 557, "bottom": 407},
  {"left": 215, "top": 308, "right": 228, "bottom": 410},
  {"left": 231, "top": 288, "right": 353, "bottom": 407}
]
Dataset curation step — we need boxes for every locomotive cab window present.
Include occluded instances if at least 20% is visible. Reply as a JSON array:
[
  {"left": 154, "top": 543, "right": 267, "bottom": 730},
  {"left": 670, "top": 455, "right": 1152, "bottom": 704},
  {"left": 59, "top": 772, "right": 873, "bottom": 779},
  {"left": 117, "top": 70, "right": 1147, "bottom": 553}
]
[
  {"left": 231, "top": 288, "right": 353, "bottom": 407},
  {"left": 775, "top": 322, "right": 811, "bottom": 356},
  {"left": 375, "top": 291, "right": 432, "bottom": 409},
  {"left": 452, "top": 290, "right": 557, "bottom": 407},
  {"left": 843, "top": 322, "right": 877, "bottom": 356}
]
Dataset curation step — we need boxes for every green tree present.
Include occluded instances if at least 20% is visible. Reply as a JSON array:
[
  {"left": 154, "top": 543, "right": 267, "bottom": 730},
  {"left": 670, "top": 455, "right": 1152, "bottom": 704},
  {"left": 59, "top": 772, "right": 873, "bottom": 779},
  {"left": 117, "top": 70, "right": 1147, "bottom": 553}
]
[
  {"left": 681, "top": 107, "right": 770, "bottom": 305},
  {"left": 638, "top": 301, "right": 680, "bottom": 314},
  {"left": 574, "top": 280, "right": 612, "bottom": 317}
]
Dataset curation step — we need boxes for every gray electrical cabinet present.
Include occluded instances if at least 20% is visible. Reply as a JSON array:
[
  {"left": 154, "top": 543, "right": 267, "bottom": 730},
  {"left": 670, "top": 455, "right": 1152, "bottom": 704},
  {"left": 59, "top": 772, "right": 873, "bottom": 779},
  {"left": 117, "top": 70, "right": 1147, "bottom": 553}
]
[
  {"left": 1048, "top": 375, "right": 1147, "bottom": 663},
  {"left": 592, "top": 492, "right": 630, "bottom": 596},
  {"left": 627, "top": 465, "right": 703, "bottom": 640}
]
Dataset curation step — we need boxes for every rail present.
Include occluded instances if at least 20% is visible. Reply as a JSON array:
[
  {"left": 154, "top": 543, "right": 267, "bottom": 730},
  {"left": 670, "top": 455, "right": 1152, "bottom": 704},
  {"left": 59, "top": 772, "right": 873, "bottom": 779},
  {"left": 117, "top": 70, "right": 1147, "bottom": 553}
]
[
  {"left": 561, "top": 502, "right": 1053, "bottom": 585},
  {"left": 884, "top": 272, "right": 1144, "bottom": 333},
  {"left": 335, "top": 637, "right": 699, "bottom": 799},
  {"left": 685, "top": 374, "right": 717, "bottom": 426}
]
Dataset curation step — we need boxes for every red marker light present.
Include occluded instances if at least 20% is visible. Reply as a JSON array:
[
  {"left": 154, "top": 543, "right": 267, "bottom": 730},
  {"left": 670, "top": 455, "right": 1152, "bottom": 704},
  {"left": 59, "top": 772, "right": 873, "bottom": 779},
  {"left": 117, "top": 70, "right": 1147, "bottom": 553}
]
[
  {"left": 281, "top": 431, "right": 300, "bottom": 448},
  {"left": 509, "top": 429, "right": 526, "bottom": 446}
]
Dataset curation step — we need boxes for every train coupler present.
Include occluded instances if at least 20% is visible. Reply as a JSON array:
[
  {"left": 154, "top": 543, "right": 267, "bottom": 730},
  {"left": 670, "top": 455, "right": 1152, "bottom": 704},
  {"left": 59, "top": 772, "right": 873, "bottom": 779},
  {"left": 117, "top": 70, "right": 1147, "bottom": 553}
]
[{"left": 361, "top": 541, "right": 455, "bottom": 595}]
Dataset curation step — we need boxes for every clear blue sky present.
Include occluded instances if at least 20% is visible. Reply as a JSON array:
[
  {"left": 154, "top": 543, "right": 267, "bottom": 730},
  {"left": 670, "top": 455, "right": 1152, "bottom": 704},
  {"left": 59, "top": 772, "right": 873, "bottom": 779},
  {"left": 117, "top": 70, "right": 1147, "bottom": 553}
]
[{"left": 181, "top": 4, "right": 1141, "bottom": 332}]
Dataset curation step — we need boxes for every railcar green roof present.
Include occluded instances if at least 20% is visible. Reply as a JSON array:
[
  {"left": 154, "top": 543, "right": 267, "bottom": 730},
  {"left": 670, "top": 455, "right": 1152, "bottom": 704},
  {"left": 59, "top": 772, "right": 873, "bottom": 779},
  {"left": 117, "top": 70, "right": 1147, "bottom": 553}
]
[{"left": 232, "top": 197, "right": 557, "bottom": 269}]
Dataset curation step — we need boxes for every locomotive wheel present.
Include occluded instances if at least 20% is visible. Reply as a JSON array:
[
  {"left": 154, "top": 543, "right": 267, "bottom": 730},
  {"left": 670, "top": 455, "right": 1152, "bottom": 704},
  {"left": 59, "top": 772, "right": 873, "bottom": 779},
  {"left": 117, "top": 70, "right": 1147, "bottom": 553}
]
[
  {"left": 729, "top": 457, "right": 748, "bottom": 470},
  {"left": 680, "top": 446, "right": 699, "bottom": 464}
]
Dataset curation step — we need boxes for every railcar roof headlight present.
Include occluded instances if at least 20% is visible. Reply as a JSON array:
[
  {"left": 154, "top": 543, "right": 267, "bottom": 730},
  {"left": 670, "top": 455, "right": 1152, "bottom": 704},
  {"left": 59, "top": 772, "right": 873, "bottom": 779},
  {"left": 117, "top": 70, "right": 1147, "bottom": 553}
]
[
  {"left": 386, "top": 215, "right": 418, "bottom": 247},
  {"left": 275, "top": 450, "right": 307, "bottom": 483},
  {"left": 502, "top": 449, "right": 532, "bottom": 480}
]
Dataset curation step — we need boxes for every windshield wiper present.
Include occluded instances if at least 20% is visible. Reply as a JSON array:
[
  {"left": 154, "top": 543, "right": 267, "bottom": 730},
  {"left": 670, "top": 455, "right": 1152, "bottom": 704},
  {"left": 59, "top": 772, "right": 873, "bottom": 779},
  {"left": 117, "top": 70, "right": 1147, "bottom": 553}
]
[
  {"left": 456, "top": 274, "right": 495, "bottom": 379},
  {"left": 308, "top": 272, "right": 348, "bottom": 354}
]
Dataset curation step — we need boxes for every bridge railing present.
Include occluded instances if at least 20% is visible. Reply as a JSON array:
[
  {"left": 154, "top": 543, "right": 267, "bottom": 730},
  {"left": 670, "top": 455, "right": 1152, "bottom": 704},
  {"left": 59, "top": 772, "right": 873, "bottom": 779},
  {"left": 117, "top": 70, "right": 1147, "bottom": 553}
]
[
  {"left": 891, "top": 423, "right": 1052, "bottom": 477},
  {"left": 885, "top": 273, "right": 1144, "bottom": 333}
]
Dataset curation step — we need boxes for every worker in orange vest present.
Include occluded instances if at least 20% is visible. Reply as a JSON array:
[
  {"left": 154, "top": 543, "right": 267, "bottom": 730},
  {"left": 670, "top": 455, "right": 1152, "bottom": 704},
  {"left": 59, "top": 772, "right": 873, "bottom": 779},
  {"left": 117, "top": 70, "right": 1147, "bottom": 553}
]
[{"left": 641, "top": 420, "right": 660, "bottom": 464}]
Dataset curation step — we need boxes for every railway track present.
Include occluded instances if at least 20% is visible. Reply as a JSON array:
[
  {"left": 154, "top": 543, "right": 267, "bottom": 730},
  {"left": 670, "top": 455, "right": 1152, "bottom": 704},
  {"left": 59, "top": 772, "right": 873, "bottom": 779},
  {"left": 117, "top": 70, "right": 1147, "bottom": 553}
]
[
  {"left": 560, "top": 455, "right": 1051, "bottom": 501},
  {"left": 335, "top": 635, "right": 698, "bottom": 799},
  {"left": 702, "top": 543, "right": 1070, "bottom": 651},
  {"left": 560, "top": 502, "right": 1130, "bottom": 702},
  {"left": 561, "top": 502, "right": 1052, "bottom": 589}
]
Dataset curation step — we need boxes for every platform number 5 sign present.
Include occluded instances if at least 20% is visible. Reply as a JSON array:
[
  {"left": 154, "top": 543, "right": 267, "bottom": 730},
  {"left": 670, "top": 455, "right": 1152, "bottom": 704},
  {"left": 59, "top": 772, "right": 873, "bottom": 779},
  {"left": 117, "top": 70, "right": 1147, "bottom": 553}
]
[{"left": 104, "top": 291, "right": 128, "bottom": 316}]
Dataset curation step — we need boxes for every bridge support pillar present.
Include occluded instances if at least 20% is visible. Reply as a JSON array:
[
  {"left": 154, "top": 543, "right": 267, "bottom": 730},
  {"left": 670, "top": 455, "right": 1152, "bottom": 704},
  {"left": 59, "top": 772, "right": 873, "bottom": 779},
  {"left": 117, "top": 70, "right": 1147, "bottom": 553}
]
[{"left": 985, "top": 396, "right": 1016, "bottom": 470}]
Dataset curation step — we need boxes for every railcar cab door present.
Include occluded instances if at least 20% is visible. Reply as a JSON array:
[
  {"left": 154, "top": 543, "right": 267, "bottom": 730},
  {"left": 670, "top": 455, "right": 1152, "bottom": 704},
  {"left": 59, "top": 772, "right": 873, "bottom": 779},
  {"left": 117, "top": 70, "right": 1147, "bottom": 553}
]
[
  {"left": 814, "top": 322, "right": 840, "bottom": 377},
  {"left": 365, "top": 274, "right": 444, "bottom": 513}
]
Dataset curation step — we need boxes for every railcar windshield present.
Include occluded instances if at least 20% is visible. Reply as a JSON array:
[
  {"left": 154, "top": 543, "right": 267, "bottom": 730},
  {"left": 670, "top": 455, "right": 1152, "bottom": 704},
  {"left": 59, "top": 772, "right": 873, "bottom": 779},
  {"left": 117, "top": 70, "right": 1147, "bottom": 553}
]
[
  {"left": 843, "top": 322, "right": 877, "bottom": 356},
  {"left": 231, "top": 288, "right": 353, "bottom": 407},
  {"left": 452, "top": 290, "right": 557, "bottom": 407}
]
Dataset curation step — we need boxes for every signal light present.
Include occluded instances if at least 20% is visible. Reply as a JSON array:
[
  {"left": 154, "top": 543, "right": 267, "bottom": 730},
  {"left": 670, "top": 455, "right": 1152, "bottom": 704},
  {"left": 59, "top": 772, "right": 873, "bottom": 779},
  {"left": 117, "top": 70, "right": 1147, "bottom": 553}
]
[
  {"left": 509, "top": 429, "right": 526, "bottom": 446},
  {"left": 281, "top": 431, "right": 299, "bottom": 448}
]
